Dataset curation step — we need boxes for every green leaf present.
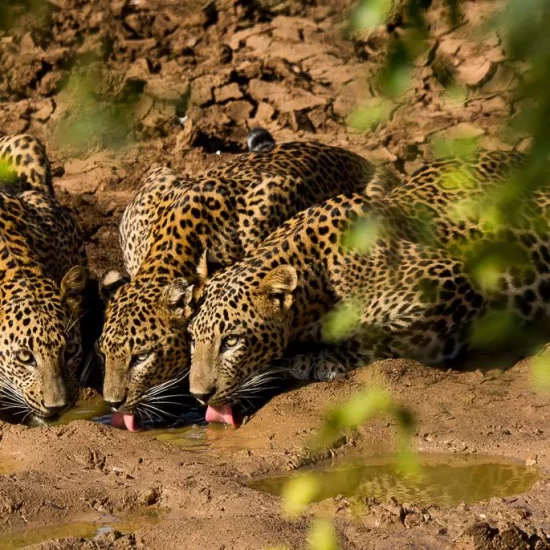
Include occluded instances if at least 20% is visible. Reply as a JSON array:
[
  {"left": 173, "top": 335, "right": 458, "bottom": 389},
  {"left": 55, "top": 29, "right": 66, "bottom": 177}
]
[
  {"left": 343, "top": 217, "right": 383, "bottom": 254},
  {"left": 307, "top": 518, "right": 339, "bottom": 550},
  {"left": 432, "top": 137, "right": 479, "bottom": 161},
  {"left": 0, "top": 158, "right": 16, "bottom": 182},
  {"left": 469, "top": 310, "right": 520, "bottom": 349},
  {"left": 531, "top": 348, "right": 550, "bottom": 392},
  {"left": 347, "top": 101, "right": 391, "bottom": 132},
  {"left": 322, "top": 301, "right": 362, "bottom": 343},
  {"left": 352, "top": 0, "right": 393, "bottom": 30},
  {"left": 281, "top": 473, "right": 320, "bottom": 517}
]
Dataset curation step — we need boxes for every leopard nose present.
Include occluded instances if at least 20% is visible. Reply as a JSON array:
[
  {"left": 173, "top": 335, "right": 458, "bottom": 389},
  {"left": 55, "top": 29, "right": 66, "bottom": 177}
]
[
  {"left": 42, "top": 404, "right": 66, "bottom": 418},
  {"left": 106, "top": 397, "right": 127, "bottom": 410},
  {"left": 191, "top": 389, "right": 215, "bottom": 405}
]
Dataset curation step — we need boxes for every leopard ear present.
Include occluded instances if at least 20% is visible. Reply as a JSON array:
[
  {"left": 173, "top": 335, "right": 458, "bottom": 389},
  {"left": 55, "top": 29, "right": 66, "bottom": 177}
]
[
  {"left": 160, "top": 278, "right": 195, "bottom": 320},
  {"left": 255, "top": 265, "right": 297, "bottom": 316},
  {"left": 99, "top": 269, "right": 129, "bottom": 302},
  {"left": 61, "top": 266, "right": 88, "bottom": 313}
]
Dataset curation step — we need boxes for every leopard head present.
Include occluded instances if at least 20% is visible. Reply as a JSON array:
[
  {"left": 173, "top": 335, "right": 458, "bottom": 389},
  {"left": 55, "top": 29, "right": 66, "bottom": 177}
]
[
  {"left": 188, "top": 264, "right": 297, "bottom": 407},
  {"left": 0, "top": 266, "right": 87, "bottom": 422},
  {"left": 98, "top": 270, "right": 197, "bottom": 422}
]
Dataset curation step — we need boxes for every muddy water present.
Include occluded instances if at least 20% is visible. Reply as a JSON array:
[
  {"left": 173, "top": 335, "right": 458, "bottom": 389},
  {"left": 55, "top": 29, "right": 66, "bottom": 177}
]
[
  {"left": 0, "top": 510, "right": 162, "bottom": 550},
  {"left": 53, "top": 396, "right": 228, "bottom": 450},
  {"left": 54, "top": 396, "right": 112, "bottom": 426},
  {"left": 250, "top": 454, "right": 541, "bottom": 507},
  {"left": 54, "top": 399, "right": 541, "bottom": 508}
]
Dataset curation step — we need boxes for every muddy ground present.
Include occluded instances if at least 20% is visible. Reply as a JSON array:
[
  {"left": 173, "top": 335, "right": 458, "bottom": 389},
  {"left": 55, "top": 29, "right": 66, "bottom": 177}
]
[{"left": 0, "top": 0, "right": 549, "bottom": 548}]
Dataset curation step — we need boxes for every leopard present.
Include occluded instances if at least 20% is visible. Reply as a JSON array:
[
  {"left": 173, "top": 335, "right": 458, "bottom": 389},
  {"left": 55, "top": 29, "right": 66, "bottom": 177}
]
[
  {"left": 187, "top": 149, "right": 550, "bottom": 424},
  {"left": 0, "top": 134, "right": 89, "bottom": 423},
  {"left": 97, "top": 130, "right": 401, "bottom": 428}
]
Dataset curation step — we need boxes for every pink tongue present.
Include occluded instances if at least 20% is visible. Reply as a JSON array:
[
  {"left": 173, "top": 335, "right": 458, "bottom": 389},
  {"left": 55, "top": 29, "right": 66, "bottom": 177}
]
[
  {"left": 205, "top": 404, "right": 237, "bottom": 426},
  {"left": 111, "top": 412, "right": 140, "bottom": 432}
]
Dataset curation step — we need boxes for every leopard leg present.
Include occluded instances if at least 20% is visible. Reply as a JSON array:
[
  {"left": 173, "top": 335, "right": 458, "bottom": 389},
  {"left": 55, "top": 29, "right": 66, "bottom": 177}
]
[{"left": 281, "top": 337, "right": 393, "bottom": 381}]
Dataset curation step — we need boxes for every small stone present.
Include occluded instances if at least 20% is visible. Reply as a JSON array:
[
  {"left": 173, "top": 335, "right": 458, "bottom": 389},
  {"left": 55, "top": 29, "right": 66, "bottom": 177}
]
[
  {"left": 19, "top": 33, "right": 36, "bottom": 53},
  {"left": 33, "top": 100, "right": 55, "bottom": 123},
  {"left": 235, "top": 60, "right": 261, "bottom": 80},
  {"left": 525, "top": 456, "right": 538, "bottom": 466},
  {"left": 253, "top": 102, "right": 275, "bottom": 124},
  {"left": 225, "top": 100, "right": 254, "bottom": 122},
  {"left": 479, "top": 64, "right": 517, "bottom": 94},
  {"left": 191, "top": 74, "right": 228, "bottom": 106},
  {"left": 248, "top": 79, "right": 286, "bottom": 104},
  {"left": 214, "top": 83, "right": 243, "bottom": 103},
  {"left": 364, "top": 148, "right": 397, "bottom": 164},
  {"left": 246, "top": 34, "right": 271, "bottom": 54},
  {"left": 437, "top": 38, "right": 463, "bottom": 59},
  {"left": 229, "top": 27, "right": 268, "bottom": 50},
  {"left": 457, "top": 58, "right": 496, "bottom": 88},
  {"left": 272, "top": 25, "right": 301, "bottom": 42},
  {"left": 125, "top": 59, "right": 150, "bottom": 82},
  {"left": 279, "top": 90, "right": 326, "bottom": 113}
]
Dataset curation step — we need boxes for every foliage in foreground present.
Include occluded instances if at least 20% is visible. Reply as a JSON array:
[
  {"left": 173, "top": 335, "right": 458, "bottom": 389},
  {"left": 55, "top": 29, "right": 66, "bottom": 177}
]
[{"left": 281, "top": 1, "right": 550, "bottom": 547}]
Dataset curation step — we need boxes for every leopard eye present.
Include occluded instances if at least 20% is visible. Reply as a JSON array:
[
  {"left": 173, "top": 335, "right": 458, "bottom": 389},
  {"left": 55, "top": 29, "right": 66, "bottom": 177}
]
[
  {"left": 65, "top": 341, "right": 80, "bottom": 358},
  {"left": 16, "top": 349, "right": 35, "bottom": 366},
  {"left": 220, "top": 335, "right": 242, "bottom": 352},
  {"left": 130, "top": 351, "right": 152, "bottom": 368}
]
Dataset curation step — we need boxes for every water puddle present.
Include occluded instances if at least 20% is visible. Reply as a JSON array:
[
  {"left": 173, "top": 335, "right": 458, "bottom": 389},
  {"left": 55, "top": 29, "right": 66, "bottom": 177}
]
[
  {"left": 250, "top": 454, "right": 540, "bottom": 507},
  {"left": 53, "top": 395, "right": 226, "bottom": 450},
  {"left": 0, "top": 510, "right": 161, "bottom": 550},
  {"left": 54, "top": 395, "right": 112, "bottom": 425}
]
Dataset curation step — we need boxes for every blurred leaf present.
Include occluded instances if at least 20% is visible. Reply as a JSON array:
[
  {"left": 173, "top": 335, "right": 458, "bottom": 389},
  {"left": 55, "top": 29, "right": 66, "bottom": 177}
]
[
  {"left": 531, "top": 348, "right": 550, "bottom": 391},
  {"left": 330, "top": 386, "right": 392, "bottom": 428},
  {"left": 467, "top": 242, "right": 529, "bottom": 292},
  {"left": 407, "top": 204, "right": 438, "bottom": 247},
  {"left": 343, "top": 216, "right": 383, "bottom": 253},
  {"left": 53, "top": 69, "right": 138, "bottom": 150},
  {"left": 377, "top": 38, "right": 416, "bottom": 98},
  {"left": 396, "top": 447, "right": 421, "bottom": 477},
  {"left": 472, "top": 259, "right": 503, "bottom": 292},
  {"left": 444, "top": 85, "right": 468, "bottom": 106},
  {"left": 351, "top": 0, "right": 393, "bottom": 30},
  {"left": 378, "top": 64, "right": 411, "bottom": 98},
  {"left": 393, "top": 405, "right": 416, "bottom": 436},
  {"left": 347, "top": 101, "right": 391, "bottom": 132},
  {"left": 432, "top": 137, "right": 479, "bottom": 161},
  {"left": 322, "top": 301, "right": 362, "bottom": 343},
  {"left": 0, "top": 158, "right": 16, "bottom": 182},
  {"left": 307, "top": 518, "right": 339, "bottom": 550},
  {"left": 281, "top": 473, "right": 320, "bottom": 517},
  {"left": 312, "top": 386, "right": 394, "bottom": 451},
  {"left": 469, "top": 310, "right": 521, "bottom": 349},
  {"left": 0, "top": 0, "right": 54, "bottom": 31}
]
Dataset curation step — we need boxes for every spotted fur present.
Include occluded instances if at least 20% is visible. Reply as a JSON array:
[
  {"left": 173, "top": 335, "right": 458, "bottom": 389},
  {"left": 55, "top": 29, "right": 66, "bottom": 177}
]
[
  {"left": 0, "top": 134, "right": 88, "bottom": 422},
  {"left": 188, "top": 150, "right": 550, "bottom": 407},
  {"left": 98, "top": 140, "right": 400, "bottom": 417}
]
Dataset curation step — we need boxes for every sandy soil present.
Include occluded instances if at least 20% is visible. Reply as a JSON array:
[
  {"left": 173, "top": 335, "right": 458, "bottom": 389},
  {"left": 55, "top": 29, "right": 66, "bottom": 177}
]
[{"left": 0, "top": 0, "right": 549, "bottom": 548}]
